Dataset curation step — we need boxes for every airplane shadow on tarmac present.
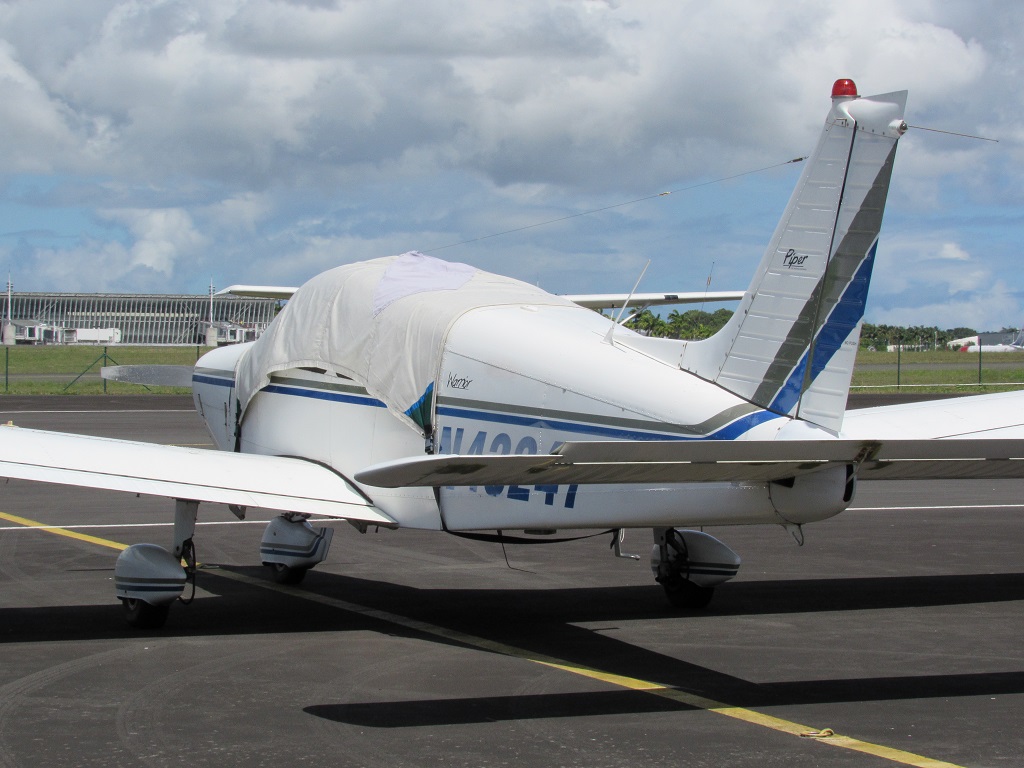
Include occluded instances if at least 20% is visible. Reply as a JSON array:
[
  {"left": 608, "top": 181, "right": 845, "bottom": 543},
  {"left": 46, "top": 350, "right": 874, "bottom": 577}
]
[
  {"left": 304, "top": 666, "right": 1024, "bottom": 728},
  {"left": 2, "top": 567, "right": 1023, "bottom": 643},
  {"left": 298, "top": 569, "right": 1024, "bottom": 728},
  {"left": 3, "top": 566, "right": 1023, "bottom": 724}
]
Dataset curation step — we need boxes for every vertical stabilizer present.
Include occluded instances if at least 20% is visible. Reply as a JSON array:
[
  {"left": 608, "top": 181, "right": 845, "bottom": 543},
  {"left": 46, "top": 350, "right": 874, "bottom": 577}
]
[{"left": 679, "top": 81, "right": 907, "bottom": 433}]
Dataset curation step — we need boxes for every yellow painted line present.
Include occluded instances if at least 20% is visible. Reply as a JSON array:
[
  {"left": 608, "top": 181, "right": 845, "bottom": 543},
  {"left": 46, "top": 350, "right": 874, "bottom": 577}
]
[
  {"left": 1, "top": 511, "right": 967, "bottom": 768},
  {"left": 0, "top": 511, "right": 126, "bottom": 552}
]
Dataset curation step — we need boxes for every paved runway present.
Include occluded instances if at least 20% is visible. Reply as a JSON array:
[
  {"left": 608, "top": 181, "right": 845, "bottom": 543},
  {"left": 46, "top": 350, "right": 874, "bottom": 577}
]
[{"left": 0, "top": 397, "right": 1021, "bottom": 767}]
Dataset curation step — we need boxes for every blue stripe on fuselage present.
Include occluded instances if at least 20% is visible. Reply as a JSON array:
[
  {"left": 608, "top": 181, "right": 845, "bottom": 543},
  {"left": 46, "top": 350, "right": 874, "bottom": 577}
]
[
  {"left": 436, "top": 403, "right": 779, "bottom": 441},
  {"left": 262, "top": 383, "right": 387, "bottom": 408},
  {"left": 193, "top": 374, "right": 235, "bottom": 388}
]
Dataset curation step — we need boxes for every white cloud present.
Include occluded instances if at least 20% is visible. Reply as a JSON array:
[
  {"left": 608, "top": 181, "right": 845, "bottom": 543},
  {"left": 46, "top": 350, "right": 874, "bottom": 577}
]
[
  {"left": 200, "top": 192, "right": 272, "bottom": 234},
  {"left": 0, "top": 40, "right": 78, "bottom": 172},
  {"left": 867, "top": 232, "right": 1020, "bottom": 328},
  {"left": 100, "top": 207, "right": 207, "bottom": 275},
  {"left": 874, "top": 234, "right": 977, "bottom": 291},
  {"left": 0, "top": 0, "right": 1020, "bottom": 330},
  {"left": 2, "top": 1, "right": 999, "bottom": 189},
  {"left": 871, "top": 279, "right": 1019, "bottom": 330},
  {"left": 936, "top": 242, "right": 970, "bottom": 261},
  {"left": 17, "top": 240, "right": 170, "bottom": 293}
]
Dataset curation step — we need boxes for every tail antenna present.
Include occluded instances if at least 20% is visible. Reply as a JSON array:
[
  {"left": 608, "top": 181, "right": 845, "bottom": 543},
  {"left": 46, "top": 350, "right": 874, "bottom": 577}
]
[
  {"left": 604, "top": 259, "right": 651, "bottom": 345},
  {"left": 700, "top": 261, "right": 715, "bottom": 312}
]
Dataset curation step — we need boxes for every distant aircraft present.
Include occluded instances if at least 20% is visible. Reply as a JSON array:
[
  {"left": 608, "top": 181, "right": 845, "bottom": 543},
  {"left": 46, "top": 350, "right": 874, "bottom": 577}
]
[
  {"left": 3, "top": 79, "right": 1023, "bottom": 629},
  {"left": 947, "top": 332, "right": 1024, "bottom": 353}
]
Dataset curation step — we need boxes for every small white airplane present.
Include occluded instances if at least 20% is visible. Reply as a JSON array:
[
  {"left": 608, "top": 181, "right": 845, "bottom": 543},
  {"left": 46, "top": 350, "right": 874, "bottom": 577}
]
[{"left": 3, "top": 79, "right": 1024, "bottom": 629}]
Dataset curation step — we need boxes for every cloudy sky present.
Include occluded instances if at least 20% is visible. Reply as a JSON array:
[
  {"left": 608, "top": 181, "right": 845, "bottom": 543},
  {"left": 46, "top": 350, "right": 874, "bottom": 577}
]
[{"left": 1, "top": 1, "right": 1022, "bottom": 329}]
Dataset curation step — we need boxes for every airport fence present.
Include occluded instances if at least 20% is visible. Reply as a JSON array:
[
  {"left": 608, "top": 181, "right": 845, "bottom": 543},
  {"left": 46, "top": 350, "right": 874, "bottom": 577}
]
[
  {"left": 2, "top": 346, "right": 1023, "bottom": 396},
  {"left": 850, "top": 349, "right": 1024, "bottom": 394}
]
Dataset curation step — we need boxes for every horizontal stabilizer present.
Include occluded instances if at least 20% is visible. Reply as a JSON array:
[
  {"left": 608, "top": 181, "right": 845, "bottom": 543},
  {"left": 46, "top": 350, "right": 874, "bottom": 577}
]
[
  {"left": 0, "top": 426, "right": 394, "bottom": 525},
  {"left": 565, "top": 291, "right": 744, "bottom": 310},
  {"left": 355, "top": 438, "right": 1024, "bottom": 487},
  {"left": 101, "top": 365, "right": 196, "bottom": 387}
]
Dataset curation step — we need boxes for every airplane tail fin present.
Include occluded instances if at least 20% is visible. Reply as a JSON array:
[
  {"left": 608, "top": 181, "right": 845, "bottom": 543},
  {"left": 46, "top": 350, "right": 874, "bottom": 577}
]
[{"left": 679, "top": 80, "right": 908, "bottom": 433}]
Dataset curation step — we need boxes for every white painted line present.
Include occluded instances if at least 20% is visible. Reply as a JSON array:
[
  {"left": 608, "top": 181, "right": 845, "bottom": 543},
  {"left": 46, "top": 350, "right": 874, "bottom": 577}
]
[
  {"left": 0, "top": 409, "right": 195, "bottom": 414},
  {"left": 0, "top": 519, "right": 305, "bottom": 532},
  {"left": 850, "top": 503, "right": 1024, "bottom": 511}
]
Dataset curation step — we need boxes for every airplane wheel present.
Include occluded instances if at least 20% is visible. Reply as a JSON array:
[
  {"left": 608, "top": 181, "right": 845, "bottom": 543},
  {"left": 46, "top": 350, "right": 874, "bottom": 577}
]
[
  {"left": 122, "top": 598, "right": 171, "bottom": 629},
  {"left": 269, "top": 563, "right": 308, "bottom": 585},
  {"left": 662, "top": 575, "right": 714, "bottom": 610}
]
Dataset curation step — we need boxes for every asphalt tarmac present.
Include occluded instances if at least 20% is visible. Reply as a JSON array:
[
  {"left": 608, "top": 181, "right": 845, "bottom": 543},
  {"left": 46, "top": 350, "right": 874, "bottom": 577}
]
[{"left": 0, "top": 396, "right": 1021, "bottom": 767}]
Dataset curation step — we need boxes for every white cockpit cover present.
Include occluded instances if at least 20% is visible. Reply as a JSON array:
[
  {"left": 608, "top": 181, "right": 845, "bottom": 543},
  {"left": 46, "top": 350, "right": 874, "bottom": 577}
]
[{"left": 236, "top": 252, "right": 577, "bottom": 433}]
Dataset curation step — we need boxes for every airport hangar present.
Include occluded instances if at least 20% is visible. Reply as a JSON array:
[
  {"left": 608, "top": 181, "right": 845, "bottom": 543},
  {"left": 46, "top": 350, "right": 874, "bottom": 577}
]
[{"left": 0, "top": 291, "right": 278, "bottom": 346}]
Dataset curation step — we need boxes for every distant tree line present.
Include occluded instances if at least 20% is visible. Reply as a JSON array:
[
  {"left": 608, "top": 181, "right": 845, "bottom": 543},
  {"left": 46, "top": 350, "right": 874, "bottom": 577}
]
[
  {"left": 862, "top": 323, "right": 1024, "bottom": 350},
  {"left": 624, "top": 308, "right": 733, "bottom": 339},
  {"left": 858, "top": 323, "right": 982, "bottom": 350},
  {"left": 620, "top": 311, "right": 1013, "bottom": 349}
]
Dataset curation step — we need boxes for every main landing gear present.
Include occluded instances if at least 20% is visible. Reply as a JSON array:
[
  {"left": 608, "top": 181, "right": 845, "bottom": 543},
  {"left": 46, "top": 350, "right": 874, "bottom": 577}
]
[
  {"left": 113, "top": 502, "right": 335, "bottom": 629},
  {"left": 114, "top": 500, "right": 199, "bottom": 629},
  {"left": 260, "top": 513, "right": 334, "bottom": 585},
  {"left": 651, "top": 528, "right": 741, "bottom": 610}
]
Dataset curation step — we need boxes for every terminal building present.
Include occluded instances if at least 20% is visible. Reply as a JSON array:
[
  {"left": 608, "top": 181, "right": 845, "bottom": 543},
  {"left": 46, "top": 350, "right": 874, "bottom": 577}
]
[{"left": 0, "top": 292, "right": 278, "bottom": 345}]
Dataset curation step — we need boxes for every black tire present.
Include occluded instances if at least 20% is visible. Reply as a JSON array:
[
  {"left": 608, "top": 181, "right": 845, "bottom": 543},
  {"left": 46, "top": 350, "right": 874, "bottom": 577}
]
[
  {"left": 122, "top": 598, "right": 171, "bottom": 629},
  {"left": 269, "top": 563, "right": 308, "bottom": 585},
  {"left": 662, "top": 575, "right": 715, "bottom": 610}
]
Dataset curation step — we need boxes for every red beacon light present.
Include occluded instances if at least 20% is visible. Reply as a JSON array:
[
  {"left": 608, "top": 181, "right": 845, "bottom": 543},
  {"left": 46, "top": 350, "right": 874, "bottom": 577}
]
[{"left": 831, "top": 78, "right": 858, "bottom": 99}]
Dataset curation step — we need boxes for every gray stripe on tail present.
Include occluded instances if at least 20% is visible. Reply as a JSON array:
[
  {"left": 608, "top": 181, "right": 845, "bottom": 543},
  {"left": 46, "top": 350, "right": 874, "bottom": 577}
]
[{"left": 751, "top": 143, "right": 897, "bottom": 411}]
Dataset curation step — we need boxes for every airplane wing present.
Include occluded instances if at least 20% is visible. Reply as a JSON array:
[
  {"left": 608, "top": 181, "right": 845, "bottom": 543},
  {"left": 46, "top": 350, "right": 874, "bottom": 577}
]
[
  {"left": 216, "top": 288, "right": 746, "bottom": 307},
  {"left": 216, "top": 285, "right": 298, "bottom": 300},
  {"left": 564, "top": 291, "right": 744, "bottom": 310},
  {"left": 0, "top": 426, "right": 395, "bottom": 525},
  {"left": 355, "top": 438, "right": 1024, "bottom": 487}
]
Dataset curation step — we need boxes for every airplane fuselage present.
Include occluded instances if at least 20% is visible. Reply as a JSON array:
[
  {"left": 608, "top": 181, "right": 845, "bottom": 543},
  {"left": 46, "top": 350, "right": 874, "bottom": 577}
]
[{"left": 193, "top": 301, "right": 854, "bottom": 532}]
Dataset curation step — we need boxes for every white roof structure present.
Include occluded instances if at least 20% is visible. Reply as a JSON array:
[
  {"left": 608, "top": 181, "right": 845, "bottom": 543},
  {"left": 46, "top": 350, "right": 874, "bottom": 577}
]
[{"left": 236, "top": 252, "right": 576, "bottom": 433}]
